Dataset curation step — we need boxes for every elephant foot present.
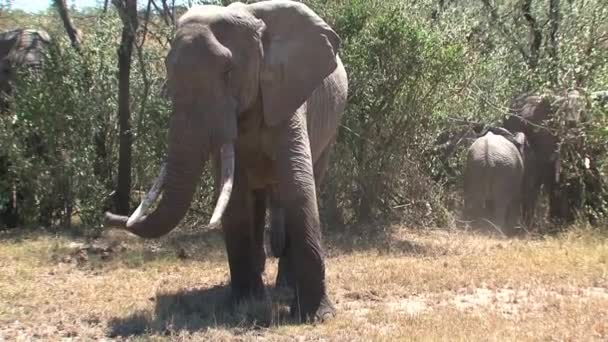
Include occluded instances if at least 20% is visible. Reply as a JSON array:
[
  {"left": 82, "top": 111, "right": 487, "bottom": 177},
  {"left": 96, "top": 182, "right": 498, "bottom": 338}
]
[
  {"left": 231, "top": 274, "right": 267, "bottom": 303},
  {"left": 290, "top": 293, "right": 336, "bottom": 323}
]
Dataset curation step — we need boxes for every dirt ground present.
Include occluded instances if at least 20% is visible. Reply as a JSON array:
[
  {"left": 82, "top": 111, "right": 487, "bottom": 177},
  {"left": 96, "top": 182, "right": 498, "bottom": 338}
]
[{"left": 0, "top": 224, "right": 606, "bottom": 341}]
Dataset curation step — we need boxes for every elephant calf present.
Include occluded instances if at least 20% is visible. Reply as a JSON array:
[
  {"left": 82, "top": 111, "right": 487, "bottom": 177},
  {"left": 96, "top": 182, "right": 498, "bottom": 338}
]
[{"left": 463, "top": 128, "right": 532, "bottom": 235}]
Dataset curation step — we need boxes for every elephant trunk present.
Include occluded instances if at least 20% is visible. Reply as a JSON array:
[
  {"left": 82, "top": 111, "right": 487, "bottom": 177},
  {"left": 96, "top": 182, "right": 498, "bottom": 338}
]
[
  {"left": 104, "top": 111, "right": 209, "bottom": 238},
  {"left": 104, "top": 106, "right": 238, "bottom": 238}
]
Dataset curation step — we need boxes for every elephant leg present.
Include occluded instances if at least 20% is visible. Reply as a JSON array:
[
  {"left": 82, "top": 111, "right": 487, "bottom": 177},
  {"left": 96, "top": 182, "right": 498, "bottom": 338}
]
[
  {"left": 274, "top": 113, "right": 334, "bottom": 322},
  {"left": 463, "top": 164, "right": 486, "bottom": 230},
  {"left": 491, "top": 196, "right": 508, "bottom": 235},
  {"left": 464, "top": 186, "right": 485, "bottom": 230},
  {"left": 464, "top": 194, "right": 481, "bottom": 227},
  {"left": 275, "top": 253, "right": 294, "bottom": 290},
  {"left": 522, "top": 173, "right": 541, "bottom": 228},
  {"left": 478, "top": 199, "right": 493, "bottom": 231},
  {"left": 221, "top": 166, "right": 266, "bottom": 302},
  {"left": 276, "top": 145, "right": 332, "bottom": 290},
  {"left": 545, "top": 160, "right": 566, "bottom": 223},
  {"left": 252, "top": 189, "right": 268, "bottom": 278},
  {"left": 504, "top": 198, "right": 521, "bottom": 236},
  {"left": 269, "top": 187, "right": 286, "bottom": 258},
  {"left": 273, "top": 225, "right": 293, "bottom": 289},
  {"left": 270, "top": 188, "right": 294, "bottom": 289}
]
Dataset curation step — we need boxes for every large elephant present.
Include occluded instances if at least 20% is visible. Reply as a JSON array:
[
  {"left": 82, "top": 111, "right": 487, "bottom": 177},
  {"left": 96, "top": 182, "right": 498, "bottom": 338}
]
[
  {"left": 463, "top": 128, "right": 534, "bottom": 235},
  {"left": 0, "top": 28, "right": 50, "bottom": 228},
  {"left": 104, "top": 1, "right": 348, "bottom": 322},
  {"left": 502, "top": 90, "right": 584, "bottom": 224}
]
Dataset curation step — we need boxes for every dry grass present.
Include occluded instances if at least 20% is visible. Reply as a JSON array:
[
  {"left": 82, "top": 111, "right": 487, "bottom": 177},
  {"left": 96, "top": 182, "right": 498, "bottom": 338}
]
[{"left": 0, "top": 224, "right": 606, "bottom": 341}]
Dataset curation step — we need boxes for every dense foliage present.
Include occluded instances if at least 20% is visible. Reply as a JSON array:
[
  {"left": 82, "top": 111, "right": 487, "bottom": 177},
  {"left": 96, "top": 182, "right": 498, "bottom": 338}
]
[{"left": 0, "top": 0, "right": 606, "bottom": 231}]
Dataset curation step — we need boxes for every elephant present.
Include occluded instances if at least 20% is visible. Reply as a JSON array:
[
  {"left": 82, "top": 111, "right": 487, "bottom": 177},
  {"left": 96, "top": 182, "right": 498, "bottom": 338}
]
[
  {"left": 104, "top": 1, "right": 348, "bottom": 322},
  {"left": 0, "top": 28, "right": 51, "bottom": 112},
  {"left": 463, "top": 128, "right": 534, "bottom": 235},
  {"left": 502, "top": 89, "right": 585, "bottom": 224},
  {"left": 0, "top": 28, "right": 50, "bottom": 228}
]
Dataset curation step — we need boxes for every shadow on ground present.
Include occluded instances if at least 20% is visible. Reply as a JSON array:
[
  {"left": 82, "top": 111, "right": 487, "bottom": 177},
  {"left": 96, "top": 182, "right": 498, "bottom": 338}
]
[{"left": 107, "top": 284, "right": 294, "bottom": 337}]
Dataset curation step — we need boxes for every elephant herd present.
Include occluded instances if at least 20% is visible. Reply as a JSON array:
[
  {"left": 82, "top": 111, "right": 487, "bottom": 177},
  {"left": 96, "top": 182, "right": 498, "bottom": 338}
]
[
  {"left": 0, "top": 1, "right": 602, "bottom": 323},
  {"left": 464, "top": 90, "right": 589, "bottom": 236}
]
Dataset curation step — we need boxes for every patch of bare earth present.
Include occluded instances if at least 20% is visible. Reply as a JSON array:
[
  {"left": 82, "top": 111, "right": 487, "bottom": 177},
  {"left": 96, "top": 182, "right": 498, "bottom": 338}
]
[{"left": 0, "top": 225, "right": 606, "bottom": 340}]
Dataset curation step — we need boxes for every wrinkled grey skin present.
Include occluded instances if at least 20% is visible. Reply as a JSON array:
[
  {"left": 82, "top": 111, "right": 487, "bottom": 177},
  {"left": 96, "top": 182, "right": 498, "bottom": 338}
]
[
  {"left": 464, "top": 130, "right": 533, "bottom": 236},
  {"left": 503, "top": 90, "right": 584, "bottom": 223},
  {"left": 0, "top": 29, "right": 51, "bottom": 111},
  {"left": 104, "top": 1, "right": 348, "bottom": 322},
  {"left": 270, "top": 137, "right": 334, "bottom": 289}
]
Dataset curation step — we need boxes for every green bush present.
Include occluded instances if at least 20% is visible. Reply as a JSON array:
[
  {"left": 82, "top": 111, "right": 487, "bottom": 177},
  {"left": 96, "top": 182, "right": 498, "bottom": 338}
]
[
  {"left": 1, "top": 0, "right": 606, "bottom": 232},
  {"left": 0, "top": 11, "right": 173, "bottom": 228},
  {"left": 307, "top": 0, "right": 466, "bottom": 227}
]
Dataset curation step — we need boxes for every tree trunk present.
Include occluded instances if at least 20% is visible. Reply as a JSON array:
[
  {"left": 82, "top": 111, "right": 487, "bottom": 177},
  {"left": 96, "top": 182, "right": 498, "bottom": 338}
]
[
  {"left": 113, "top": 0, "right": 139, "bottom": 215},
  {"left": 521, "top": 0, "right": 542, "bottom": 70},
  {"left": 53, "top": 0, "right": 81, "bottom": 50},
  {"left": 548, "top": 0, "right": 561, "bottom": 86}
]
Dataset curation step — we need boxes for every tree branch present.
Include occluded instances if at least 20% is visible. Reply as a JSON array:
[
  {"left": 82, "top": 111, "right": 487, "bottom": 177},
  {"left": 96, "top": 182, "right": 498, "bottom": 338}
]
[
  {"left": 521, "top": 0, "right": 543, "bottom": 69},
  {"left": 53, "top": 0, "right": 82, "bottom": 50},
  {"left": 548, "top": 0, "right": 560, "bottom": 85},
  {"left": 481, "top": 0, "right": 531, "bottom": 63}
]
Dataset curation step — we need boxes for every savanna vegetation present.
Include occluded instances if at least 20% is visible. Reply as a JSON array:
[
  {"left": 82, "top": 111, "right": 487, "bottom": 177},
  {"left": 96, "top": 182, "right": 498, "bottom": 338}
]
[
  {"left": 1, "top": 0, "right": 607, "bottom": 231},
  {"left": 1, "top": 0, "right": 607, "bottom": 232},
  {"left": 0, "top": 0, "right": 607, "bottom": 339}
]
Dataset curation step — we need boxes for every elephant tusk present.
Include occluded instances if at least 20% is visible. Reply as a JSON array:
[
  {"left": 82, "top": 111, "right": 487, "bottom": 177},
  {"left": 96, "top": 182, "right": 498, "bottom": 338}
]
[
  {"left": 209, "top": 143, "right": 235, "bottom": 227},
  {"left": 127, "top": 163, "right": 167, "bottom": 227}
]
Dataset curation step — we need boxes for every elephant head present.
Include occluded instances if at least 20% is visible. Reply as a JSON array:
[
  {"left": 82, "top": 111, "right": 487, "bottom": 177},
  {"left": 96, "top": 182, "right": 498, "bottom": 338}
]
[
  {"left": 0, "top": 29, "right": 51, "bottom": 102},
  {"left": 503, "top": 90, "right": 586, "bottom": 223},
  {"left": 504, "top": 90, "right": 585, "bottom": 162},
  {"left": 104, "top": 1, "right": 340, "bottom": 238}
]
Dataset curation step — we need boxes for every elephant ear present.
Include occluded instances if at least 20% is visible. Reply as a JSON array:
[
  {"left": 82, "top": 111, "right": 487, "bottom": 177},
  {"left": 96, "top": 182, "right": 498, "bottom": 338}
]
[
  {"left": 513, "top": 132, "right": 531, "bottom": 157},
  {"left": 0, "top": 32, "right": 19, "bottom": 84},
  {"left": 247, "top": 1, "right": 340, "bottom": 126},
  {"left": 0, "top": 30, "right": 19, "bottom": 61}
]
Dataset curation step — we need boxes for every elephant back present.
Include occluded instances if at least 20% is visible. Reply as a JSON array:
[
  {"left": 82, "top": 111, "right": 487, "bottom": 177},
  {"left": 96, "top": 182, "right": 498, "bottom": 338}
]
[
  {"left": 468, "top": 131, "right": 524, "bottom": 170},
  {"left": 477, "top": 126, "right": 523, "bottom": 152}
]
